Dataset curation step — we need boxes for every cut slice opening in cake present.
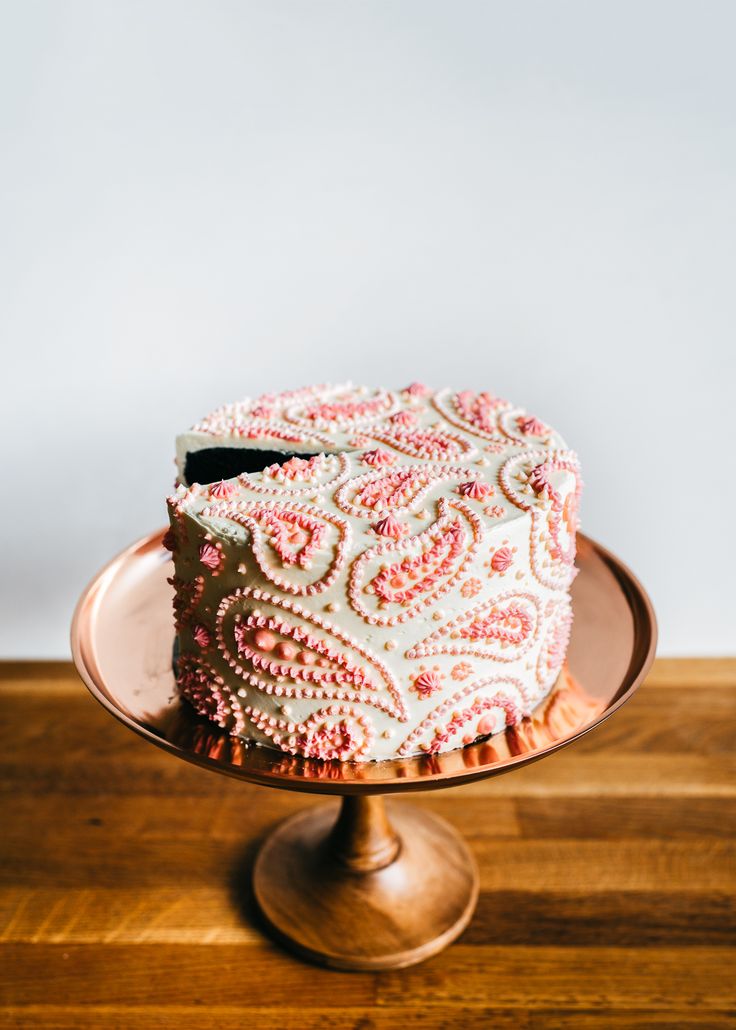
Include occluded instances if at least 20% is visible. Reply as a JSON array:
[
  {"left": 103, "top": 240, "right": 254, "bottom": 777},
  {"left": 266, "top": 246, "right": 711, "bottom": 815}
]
[{"left": 183, "top": 447, "right": 325, "bottom": 486}]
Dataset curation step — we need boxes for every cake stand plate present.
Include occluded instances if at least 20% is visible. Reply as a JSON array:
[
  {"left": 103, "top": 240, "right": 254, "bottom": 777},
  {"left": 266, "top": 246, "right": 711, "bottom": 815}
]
[{"left": 71, "top": 531, "right": 656, "bottom": 970}]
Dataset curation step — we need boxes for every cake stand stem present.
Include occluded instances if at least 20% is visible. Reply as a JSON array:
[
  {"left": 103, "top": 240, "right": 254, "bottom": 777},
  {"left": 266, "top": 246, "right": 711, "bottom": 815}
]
[
  {"left": 252, "top": 794, "right": 479, "bottom": 971},
  {"left": 327, "top": 795, "right": 400, "bottom": 872}
]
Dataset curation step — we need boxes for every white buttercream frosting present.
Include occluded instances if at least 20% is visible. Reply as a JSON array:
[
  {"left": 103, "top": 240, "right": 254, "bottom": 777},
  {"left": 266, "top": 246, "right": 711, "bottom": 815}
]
[{"left": 167, "top": 383, "right": 581, "bottom": 762}]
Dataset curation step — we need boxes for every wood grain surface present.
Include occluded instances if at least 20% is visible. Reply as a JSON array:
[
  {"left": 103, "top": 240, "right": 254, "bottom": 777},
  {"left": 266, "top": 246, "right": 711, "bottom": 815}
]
[{"left": 0, "top": 659, "right": 734, "bottom": 1029}]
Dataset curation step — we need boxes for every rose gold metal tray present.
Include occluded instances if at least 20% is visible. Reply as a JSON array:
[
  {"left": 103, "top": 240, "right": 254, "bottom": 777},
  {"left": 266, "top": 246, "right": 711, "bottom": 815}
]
[{"left": 71, "top": 529, "right": 657, "bottom": 795}]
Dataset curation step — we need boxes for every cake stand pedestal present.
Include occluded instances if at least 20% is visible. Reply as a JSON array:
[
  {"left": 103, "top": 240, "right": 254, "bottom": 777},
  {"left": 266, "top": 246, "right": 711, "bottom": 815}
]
[
  {"left": 71, "top": 531, "right": 656, "bottom": 971},
  {"left": 253, "top": 795, "right": 478, "bottom": 969}
]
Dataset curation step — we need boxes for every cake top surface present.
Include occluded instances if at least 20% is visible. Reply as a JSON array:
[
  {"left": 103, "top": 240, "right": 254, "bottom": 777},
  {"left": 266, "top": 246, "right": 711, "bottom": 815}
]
[
  {"left": 170, "top": 382, "right": 581, "bottom": 600},
  {"left": 176, "top": 381, "right": 572, "bottom": 477}
]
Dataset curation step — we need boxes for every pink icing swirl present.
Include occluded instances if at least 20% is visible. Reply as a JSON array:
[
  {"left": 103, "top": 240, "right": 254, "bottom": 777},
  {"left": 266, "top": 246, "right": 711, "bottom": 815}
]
[
  {"left": 209, "top": 480, "right": 236, "bottom": 500},
  {"left": 372, "top": 512, "right": 408, "bottom": 539},
  {"left": 490, "top": 546, "right": 514, "bottom": 573},
  {"left": 199, "top": 542, "right": 222, "bottom": 571},
  {"left": 528, "top": 463, "right": 552, "bottom": 495},
  {"left": 516, "top": 414, "right": 548, "bottom": 437},
  {"left": 361, "top": 448, "right": 397, "bottom": 467},
  {"left": 403, "top": 382, "right": 431, "bottom": 398},
  {"left": 295, "top": 717, "right": 363, "bottom": 761},
  {"left": 457, "top": 480, "right": 492, "bottom": 500},
  {"left": 411, "top": 671, "right": 443, "bottom": 699},
  {"left": 264, "top": 455, "right": 323, "bottom": 481},
  {"left": 389, "top": 410, "right": 418, "bottom": 426},
  {"left": 192, "top": 623, "right": 212, "bottom": 649}
]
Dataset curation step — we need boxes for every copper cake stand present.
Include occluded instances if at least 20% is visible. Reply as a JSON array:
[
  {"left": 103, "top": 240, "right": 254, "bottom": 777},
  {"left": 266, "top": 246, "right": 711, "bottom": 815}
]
[{"left": 71, "top": 530, "right": 656, "bottom": 971}]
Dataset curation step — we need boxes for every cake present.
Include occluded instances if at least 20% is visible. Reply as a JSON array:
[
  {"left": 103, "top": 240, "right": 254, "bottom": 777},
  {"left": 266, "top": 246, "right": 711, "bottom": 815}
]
[{"left": 166, "top": 383, "right": 581, "bottom": 762}]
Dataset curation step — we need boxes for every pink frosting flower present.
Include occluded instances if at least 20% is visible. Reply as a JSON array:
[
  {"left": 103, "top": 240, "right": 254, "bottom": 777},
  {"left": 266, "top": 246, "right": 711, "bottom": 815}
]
[
  {"left": 451, "top": 662, "right": 474, "bottom": 681},
  {"left": 490, "top": 546, "right": 514, "bottom": 573},
  {"left": 192, "top": 623, "right": 211, "bottom": 649},
  {"left": 199, "top": 542, "right": 222, "bottom": 570},
  {"left": 411, "top": 671, "right": 443, "bottom": 699},
  {"left": 528, "top": 463, "right": 551, "bottom": 495},
  {"left": 371, "top": 512, "right": 408, "bottom": 539},
  {"left": 516, "top": 414, "right": 548, "bottom": 437},
  {"left": 361, "top": 448, "right": 397, "bottom": 467},
  {"left": 390, "top": 410, "right": 418, "bottom": 426},
  {"left": 209, "top": 480, "right": 236, "bottom": 500},
  {"left": 457, "top": 480, "right": 493, "bottom": 500},
  {"left": 403, "top": 382, "right": 431, "bottom": 398}
]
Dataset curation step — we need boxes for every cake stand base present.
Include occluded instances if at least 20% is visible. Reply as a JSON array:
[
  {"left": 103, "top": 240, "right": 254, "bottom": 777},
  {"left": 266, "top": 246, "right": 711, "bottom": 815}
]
[{"left": 253, "top": 795, "right": 479, "bottom": 970}]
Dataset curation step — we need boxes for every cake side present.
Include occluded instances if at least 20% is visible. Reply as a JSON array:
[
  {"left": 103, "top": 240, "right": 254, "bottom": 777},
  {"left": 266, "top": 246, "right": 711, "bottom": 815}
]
[{"left": 166, "top": 383, "right": 581, "bottom": 762}]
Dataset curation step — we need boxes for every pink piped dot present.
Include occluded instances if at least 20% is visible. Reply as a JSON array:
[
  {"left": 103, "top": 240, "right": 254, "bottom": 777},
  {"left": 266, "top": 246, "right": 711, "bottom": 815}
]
[
  {"left": 254, "top": 629, "right": 277, "bottom": 652},
  {"left": 477, "top": 713, "right": 497, "bottom": 736},
  {"left": 274, "top": 641, "right": 298, "bottom": 661}
]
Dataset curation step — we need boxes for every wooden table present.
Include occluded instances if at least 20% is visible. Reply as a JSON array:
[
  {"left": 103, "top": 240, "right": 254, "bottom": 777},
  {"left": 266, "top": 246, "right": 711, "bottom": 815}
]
[{"left": 1, "top": 659, "right": 734, "bottom": 1029}]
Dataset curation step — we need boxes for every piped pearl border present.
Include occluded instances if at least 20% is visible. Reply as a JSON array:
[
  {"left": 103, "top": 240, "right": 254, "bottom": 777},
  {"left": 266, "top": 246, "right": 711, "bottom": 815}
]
[
  {"left": 242, "top": 702, "right": 374, "bottom": 760},
  {"left": 397, "top": 675, "right": 527, "bottom": 756},
  {"left": 536, "top": 595, "right": 573, "bottom": 688},
  {"left": 284, "top": 387, "right": 400, "bottom": 433},
  {"left": 405, "top": 589, "right": 541, "bottom": 662},
  {"left": 528, "top": 508, "right": 578, "bottom": 591},
  {"left": 347, "top": 497, "right": 484, "bottom": 627},
  {"left": 192, "top": 413, "right": 337, "bottom": 451},
  {"left": 169, "top": 574, "right": 205, "bottom": 629},
  {"left": 238, "top": 452, "right": 351, "bottom": 497},
  {"left": 368, "top": 422, "right": 478, "bottom": 462},
  {"left": 497, "top": 407, "right": 555, "bottom": 447},
  {"left": 334, "top": 463, "right": 479, "bottom": 519},
  {"left": 201, "top": 498, "right": 351, "bottom": 597},
  {"left": 498, "top": 448, "right": 580, "bottom": 512},
  {"left": 431, "top": 387, "right": 513, "bottom": 442},
  {"left": 177, "top": 654, "right": 246, "bottom": 735},
  {"left": 499, "top": 449, "right": 581, "bottom": 591},
  {"left": 215, "top": 585, "right": 409, "bottom": 721}
]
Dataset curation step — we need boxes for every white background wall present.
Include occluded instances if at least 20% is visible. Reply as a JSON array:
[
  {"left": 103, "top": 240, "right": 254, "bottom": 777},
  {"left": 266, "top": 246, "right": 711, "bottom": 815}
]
[{"left": 1, "top": 0, "right": 734, "bottom": 657}]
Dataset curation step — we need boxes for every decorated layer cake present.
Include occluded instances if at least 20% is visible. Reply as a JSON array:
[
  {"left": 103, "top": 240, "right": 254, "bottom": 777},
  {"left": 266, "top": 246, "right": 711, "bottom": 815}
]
[{"left": 166, "top": 383, "right": 581, "bottom": 762}]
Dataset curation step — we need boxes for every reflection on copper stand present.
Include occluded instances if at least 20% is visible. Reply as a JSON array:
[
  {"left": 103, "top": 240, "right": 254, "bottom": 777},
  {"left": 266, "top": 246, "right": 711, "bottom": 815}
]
[{"left": 154, "top": 665, "right": 605, "bottom": 782}]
